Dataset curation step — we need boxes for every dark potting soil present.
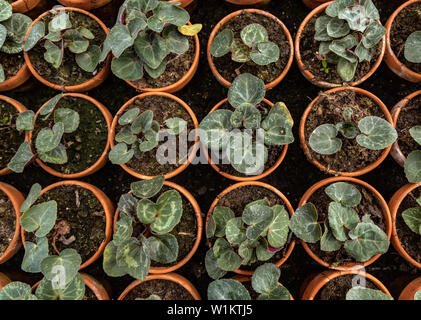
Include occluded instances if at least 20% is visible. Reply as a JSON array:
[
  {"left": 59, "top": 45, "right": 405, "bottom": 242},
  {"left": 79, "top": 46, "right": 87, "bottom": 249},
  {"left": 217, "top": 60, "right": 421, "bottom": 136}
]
[
  {"left": 299, "top": 14, "right": 383, "bottom": 85},
  {"left": 0, "top": 100, "right": 26, "bottom": 169},
  {"left": 395, "top": 187, "right": 421, "bottom": 263},
  {"left": 130, "top": 36, "right": 195, "bottom": 89},
  {"left": 116, "top": 95, "right": 196, "bottom": 176},
  {"left": 0, "top": 190, "right": 15, "bottom": 257},
  {"left": 25, "top": 185, "right": 106, "bottom": 263},
  {"left": 212, "top": 184, "right": 292, "bottom": 271},
  {"left": 123, "top": 279, "right": 194, "bottom": 300},
  {"left": 307, "top": 182, "right": 386, "bottom": 267},
  {"left": 27, "top": 11, "right": 107, "bottom": 87},
  {"left": 211, "top": 11, "right": 291, "bottom": 84},
  {"left": 390, "top": 3, "right": 421, "bottom": 74},
  {"left": 34, "top": 95, "right": 108, "bottom": 174},
  {"left": 304, "top": 89, "right": 384, "bottom": 173},
  {"left": 0, "top": 52, "right": 25, "bottom": 82},
  {"left": 396, "top": 96, "right": 421, "bottom": 157},
  {"left": 242, "top": 280, "right": 259, "bottom": 300},
  {"left": 83, "top": 285, "right": 98, "bottom": 300},
  {"left": 314, "top": 274, "right": 378, "bottom": 300}
]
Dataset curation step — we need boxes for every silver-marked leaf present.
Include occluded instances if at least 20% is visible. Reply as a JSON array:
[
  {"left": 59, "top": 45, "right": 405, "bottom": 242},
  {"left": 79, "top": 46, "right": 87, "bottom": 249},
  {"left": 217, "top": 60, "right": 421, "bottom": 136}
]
[
  {"left": 16, "top": 110, "right": 34, "bottom": 131},
  {"left": 118, "top": 193, "right": 138, "bottom": 216},
  {"left": 148, "top": 234, "right": 178, "bottom": 263},
  {"left": 314, "top": 16, "right": 333, "bottom": 41},
  {"left": 164, "top": 28, "right": 188, "bottom": 55},
  {"left": 410, "top": 126, "right": 421, "bottom": 145},
  {"left": 35, "top": 122, "right": 64, "bottom": 153},
  {"left": 355, "top": 41, "right": 372, "bottom": 62},
  {"left": 0, "top": 1, "right": 12, "bottom": 22},
  {"left": 241, "top": 23, "right": 268, "bottom": 47},
  {"left": 205, "top": 248, "right": 227, "bottom": 280},
  {"left": 144, "top": 58, "right": 166, "bottom": 79},
  {"left": 48, "top": 12, "right": 71, "bottom": 33},
  {"left": 3, "top": 13, "right": 32, "bottom": 44},
  {"left": 414, "top": 290, "right": 421, "bottom": 300},
  {"left": 134, "top": 33, "right": 167, "bottom": 70},
  {"left": 115, "top": 126, "right": 137, "bottom": 144},
  {"left": 21, "top": 237, "right": 49, "bottom": 273},
  {"left": 325, "top": 0, "right": 357, "bottom": 17},
  {"left": 328, "top": 202, "right": 360, "bottom": 241},
  {"left": 44, "top": 40, "right": 62, "bottom": 68},
  {"left": 114, "top": 213, "right": 133, "bottom": 244},
  {"left": 152, "top": 190, "right": 182, "bottom": 233},
  {"left": 242, "top": 204, "right": 274, "bottom": 240},
  {"left": 54, "top": 108, "right": 79, "bottom": 133},
  {"left": 136, "top": 198, "right": 157, "bottom": 224},
  {"left": 206, "top": 215, "right": 216, "bottom": 238},
  {"left": 256, "top": 238, "right": 275, "bottom": 261},
  {"left": 258, "top": 284, "right": 291, "bottom": 300},
  {"left": 63, "top": 30, "right": 89, "bottom": 54},
  {"left": 154, "top": 1, "right": 189, "bottom": 26},
  {"left": 40, "top": 93, "right": 62, "bottom": 117},
  {"left": 250, "top": 41, "right": 280, "bottom": 66},
  {"left": 337, "top": 57, "right": 358, "bottom": 82},
  {"left": 361, "top": 0, "right": 380, "bottom": 19},
  {"left": 119, "top": 107, "right": 140, "bottom": 126},
  {"left": 320, "top": 224, "right": 342, "bottom": 251},
  {"left": 267, "top": 205, "right": 289, "bottom": 248},
  {"left": 213, "top": 206, "right": 235, "bottom": 237},
  {"left": 116, "top": 236, "right": 150, "bottom": 280},
  {"left": 198, "top": 109, "right": 232, "bottom": 150},
  {"left": 231, "top": 39, "right": 250, "bottom": 63},
  {"left": 38, "top": 143, "right": 67, "bottom": 165},
  {"left": 309, "top": 123, "right": 342, "bottom": 155},
  {"left": 35, "top": 273, "right": 85, "bottom": 300},
  {"left": 402, "top": 207, "right": 421, "bottom": 236},
  {"left": 130, "top": 176, "right": 164, "bottom": 198},
  {"left": 216, "top": 248, "right": 242, "bottom": 271},
  {"left": 0, "top": 282, "right": 37, "bottom": 300},
  {"left": 405, "top": 150, "right": 421, "bottom": 183},
  {"left": 102, "top": 240, "right": 126, "bottom": 277},
  {"left": 336, "top": 121, "right": 358, "bottom": 139},
  {"left": 20, "top": 200, "right": 57, "bottom": 237},
  {"left": 7, "top": 141, "right": 34, "bottom": 173},
  {"left": 111, "top": 51, "right": 143, "bottom": 81},
  {"left": 327, "top": 17, "right": 350, "bottom": 38},
  {"left": 75, "top": 45, "right": 101, "bottom": 73},
  {"left": 40, "top": 249, "right": 82, "bottom": 286},
  {"left": 207, "top": 279, "right": 250, "bottom": 300},
  {"left": 405, "top": 31, "right": 421, "bottom": 64},
  {"left": 230, "top": 103, "right": 261, "bottom": 129},
  {"left": 362, "top": 22, "right": 385, "bottom": 49},
  {"left": 325, "top": 182, "right": 362, "bottom": 207},
  {"left": 289, "top": 203, "right": 322, "bottom": 243},
  {"left": 210, "top": 29, "right": 233, "bottom": 57},
  {"left": 20, "top": 183, "right": 41, "bottom": 213},
  {"left": 251, "top": 263, "right": 280, "bottom": 294},
  {"left": 228, "top": 73, "right": 266, "bottom": 108},
  {"left": 356, "top": 116, "right": 397, "bottom": 150},
  {"left": 226, "top": 217, "right": 247, "bottom": 245},
  {"left": 109, "top": 143, "right": 134, "bottom": 165},
  {"left": 346, "top": 286, "right": 392, "bottom": 300},
  {"left": 166, "top": 117, "right": 187, "bottom": 135},
  {"left": 131, "top": 109, "right": 153, "bottom": 134},
  {"left": 338, "top": 5, "right": 372, "bottom": 33},
  {"left": 108, "top": 24, "right": 133, "bottom": 58},
  {"left": 127, "top": 10, "right": 147, "bottom": 38},
  {"left": 24, "top": 21, "right": 45, "bottom": 51}
]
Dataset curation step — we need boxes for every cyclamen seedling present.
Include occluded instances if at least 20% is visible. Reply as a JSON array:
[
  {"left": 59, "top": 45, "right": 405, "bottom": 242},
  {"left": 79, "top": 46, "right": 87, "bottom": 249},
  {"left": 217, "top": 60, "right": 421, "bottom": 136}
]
[
  {"left": 289, "top": 182, "right": 390, "bottom": 262},
  {"left": 102, "top": 0, "right": 201, "bottom": 81},
  {"left": 403, "top": 6, "right": 421, "bottom": 64},
  {"left": 308, "top": 106, "right": 397, "bottom": 155},
  {"left": 401, "top": 194, "right": 421, "bottom": 238},
  {"left": 345, "top": 286, "right": 393, "bottom": 300},
  {"left": 210, "top": 23, "right": 280, "bottom": 66},
  {"left": 314, "top": 0, "right": 386, "bottom": 82},
  {"left": 7, "top": 93, "right": 80, "bottom": 173},
  {"left": 404, "top": 125, "right": 421, "bottom": 183},
  {"left": 103, "top": 176, "right": 183, "bottom": 280},
  {"left": 0, "top": 0, "right": 33, "bottom": 82}
]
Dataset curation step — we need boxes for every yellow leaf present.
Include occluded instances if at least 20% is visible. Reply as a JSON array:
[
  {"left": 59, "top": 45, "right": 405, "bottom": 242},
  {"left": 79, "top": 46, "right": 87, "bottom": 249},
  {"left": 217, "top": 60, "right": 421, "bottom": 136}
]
[{"left": 178, "top": 24, "right": 202, "bottom": 36}]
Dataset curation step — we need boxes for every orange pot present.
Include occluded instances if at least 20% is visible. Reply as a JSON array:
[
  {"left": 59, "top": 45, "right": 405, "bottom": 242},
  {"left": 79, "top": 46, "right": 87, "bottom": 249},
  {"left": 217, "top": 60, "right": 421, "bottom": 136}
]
[
  {"left": 0, "top": 272, "right": 11, "bottom": 290},
  {"left": 224, "top": 0, "right": 269, "bottom": 4},
  {"left": 21, "top": 180, "right": 114, "bottom": 270},
  {"left": 299, "top": 86, "right": 394, "bottom": 177},
  {"left": 390, "top": 90, "right": 421, "bottom": 167},
  {"left": 0, "top": 61, "right": 31, "bottom": 92},
  {"left": 295, "top": 1, "right": 386, "bottom": 88},
  {"left": 297, "top": 176, "right": 392, "bottom": 271},
  {"left": 23, "top": 7, "right": 111, "bottom": 92},
  {"left": 113, "top": 181, "right": 202, "bottom": 274},
  {"left": 29, "top": 93, "right": 112, "bottom": 179},
  {"left": 118, "top": 273, "right": 201, "bottom": 300},
  {"left": 388, "top": 182, "right": 421, "bottom": 269},
  {"left": 399, "top": 277, "right": 421, "bottom": 300},
  {"left": 233, "top": 276, "right": 294, "bottom": 300},
  {"left": 109, "top": 92, "right": 199, "bottom": 180},
  {"left": 301, "top": 0, "right": 329, "bottom": 9},
  {"left": 203, "top": 98, "right": 288, "bottom": 182},
  {"left": 301, "top": 269, "right": 391, "bottom": 300},
  {"left": 56, "top": 0, "right": 112, "bottom": 10},
  {"left": 207, "top": 9, "right": 294, "bottom": 90},
  {"left": 0, "top": 182, "right": 24, "bottom": 265},
  {"left": 385, "top": 0, "right": 421, "bottom": 83},
  {"left": 206, "top": 181, "right": 296, "bottom": 276},
  {"left": 169, "top": 0, "right": 196, "bottom": 9},
  {"left": 0, "top": 95, "right": 29, "bottom": 176},
  {"left": 11, "top": 0, "right": 40, "bottom": 13}
]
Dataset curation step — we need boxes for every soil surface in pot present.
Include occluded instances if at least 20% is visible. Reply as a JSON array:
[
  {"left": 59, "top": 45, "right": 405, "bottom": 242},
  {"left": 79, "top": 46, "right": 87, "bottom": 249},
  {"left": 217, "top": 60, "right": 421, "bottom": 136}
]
[
  {"left": 34, "top": 95, "right": 108, "bottom": 175},
  {"left": 123, "top": 279, "right": 194, "bottom": 300},
  {"left": 307, "top": 182, "right": 386, "bottom": 266},
  {"left": 27, "top": 11, "right": 107, "bottom": 87},
  {"left": 300, "top": 14, "right": 382, "bottom": 85},
  {"left": 396, "top": 96, "right": 421, "bottom": 157},
  {"left": 0, "top": 100, "right": 26, "bottom": 170},
  {"left": 129, "top": 37, "right": 195, "bottom": 89},
  {"left": 0, "top": 52, "right": 25, "bottom": 82},
  {"left": 115, "top": 95, "right": 195, "bottom": 176},
  {"left": 0, "top": 190, "right": 15, "bottom": 257},
  {"left": 304, "top": 90, "right": 385, "bottom": 173},
  {"left": 83, "top": 285, "right": 98, "bottom": 300},
  {"left": 390, "top": 3, "right": 421, "bottom": 74},
  {"left": 211, "top": 11, "right": 291, "bottom": 84},
  {"left": 395, "top": 186, "right": 421, "bottom": 263},
  {"left": 210, "top": 184, "right": 292, "bottom": 270},
  {"left": 25, "top": 185, "right": 106, "bottom": 263},
  {"left": 314, "top": 274, "right": 378, "bottom": 300}
]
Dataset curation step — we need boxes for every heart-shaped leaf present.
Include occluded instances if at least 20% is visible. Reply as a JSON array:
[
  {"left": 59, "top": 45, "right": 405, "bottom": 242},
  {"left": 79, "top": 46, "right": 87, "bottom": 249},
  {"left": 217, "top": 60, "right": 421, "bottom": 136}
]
[
  {"left": 242, "top": 203, "right": 274, "bottom": 241},
  {"left": 230, "top": 103, "right": 261, "bottom": 129},
  {"left": 35, "top": 122, "right": 64, "bottom": 153},
  {"left": 20, "top": 183, "right": 42, "bottom": 213},
  {"left": 111, "top": 51, "right": 144, "bottom": 81},
  {"left": 328, "top": 202, "right": 360, "bottom": 241},
  {"left": 205, "top": 248, "right": 227, "bottom": 280},
  {"left": 250, "top": 41, "right": 280, "bottom": 66},
  {"left": 226, "top": 217, "right": 247, "bottom": 245},
  {"left": 228, "top": 73, "right": 266, "bottom": 108},
  {"left": 325, "top": 182, "right": 362, "bottom": 207},
  {"left": 21, "top": 237, "right": 49, "bottom": 273},
  {"left": 346, "top": 286, "right": 392, "bottom": 300},
  {"left": 198, "top": 109, "right": 232, "bottom": 150},
  {"left": 148, "top": 234, "right": 178, "bottom": 263},
  {"left": 267, "top": 205, "right": 289, "bottom": 248},
  {"left": 289, "top": 203, "right": 322, "bottom": 243},
  {"left": 0, "top": 282, "right": 37, "bottom": 300},
  {"left": 404, "top": 31, "right": 421, "bottom": 64},
  {"left": 54, "top": 108, "right": 80, "bottom": 133},
  {"left": 210, "top": 29, "right": 233, "bottom": 57},
  {"left": 40, "top": 249, "right": 82, "bottom": 286},
  {"left": 75, "top": 45, "right": 101, "bottom": 73},
  {"left": 405, "top": 150, "right": 421, "bottom": 183},
  {"left": 35, "top": 273, "right": 85, "bottom": 300},
  {"left": 7, "top": 141, "right": 34, "bottom": 173},
  {"left": 356, "top": 116, "right": 397, "bottom": 150},
  {"left": 151, "top": 189, "right": 182, "bottom": 233},
  {"left": 240, "top": 23, "right": 268, "bottom": 47},
  {"left": 402, "top": 207, "right": 421, "bottom": 236},
  {"left": 207, "top": 279, "right": 250, "bottom": 300},
  {"left": 109, "top": 143, "right": 134, "bottom": 165},
  {"left": 309, "top": 123, "right": 342, "bottom": 155},
  {"left": 320, "top": 224, "right": 342, "bottom": 251},
  {"left": 20, "top": 200, "right": 57, "bottom": 237},
  {"left": 16, "top": 110, "right": 35, "bottom": 131},
  {"left": 130, "top": 176, "right": 164, "bottom": 198}
]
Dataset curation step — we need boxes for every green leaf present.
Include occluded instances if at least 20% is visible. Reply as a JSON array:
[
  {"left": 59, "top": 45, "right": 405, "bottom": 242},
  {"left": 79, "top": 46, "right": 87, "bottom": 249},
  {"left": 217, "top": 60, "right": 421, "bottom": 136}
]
[
  {"left": 139, "top": 130, "right": 158, "bottom": 152},
  {"left": 0, "top": 1, "right": 12, "bottom": 22},
  {"left": 116, "top": 236, "right": 150, "bottom": 280},
  {"left": 356, "top": 116, "right": 397, "bottom": 150},
  {"left": 108, "top": 24, "right": 133, "bottom": 58},
  {"left": 314, "top": 16, "right": 333, "bottom": 41},
  {"left": 103, "top": 240, "right": 126, "bottom": 277},
  {"left": 131, "top": 109, "right": 153, "bottom": 134},
  {"left": 127, "top": 0, "right": 158, "bottom": 12},
  {"left": 118, "top": 193, "right": 138, "bottom": 216},
  {"left": 24, "top": 21, "right": 45, "bottom": 51},
  {"left": 228, "top": 73, "right": 266, "bottom": 108},
  {"left": 166, "top": 117, "right": 187, "bottom": 135},
  {"left": 0, "top": 282, "right": 37, "bottom": 300},
  {"left": 38, "top": 144, "right": 68, "bottom": 165},
  {"left": 164, "top": 28, "right": 188, "bottom": 55},
  {"left": 20, "top": 183, "right": 42, "bottom": 212},
  {"left": 35, "top": 122, "right": 64, "bottom": 153},
  {"left": 114, "top": 213, "right": 133, "bottom": 244},
  {"left": 404, "top": 31, "right": 421, "bottom": 63},
  {"left": 405, "top": 150, "right": 421, "bottom": 183},
  {"left": 21, "top": 237, "right": 49, "bottom": 273},
  {"left": 198, "top": 109, "right": 232, "bottom": 150},
  {"left": 75, "top": 45, "right": 101, "bottom": 73},
  {"left": 256, "top": 238, "right": 275, "bottom": 261},
  {"left": 213, "top": 206, "right": 235, "bottom": 237},
  {"left": 289, "top": 203, "right": 322, "bottom": 243},
  {"left": 225, "top": 217, "right": 247, "bottom": 245},
  {"left": 327, "top": 17, "right": 350, "bottom": 38},
  {"left": 325, "top": 0, "right": 357, "bottom": 17},
  {"left": 44, "top": 40, "right": 63, "bottom": 69},
  {"left": 127, "top": 10, "right": 147, "bottom": 38},
  {"left": 346, "top": 286, "right": 393, "bottom": 300},
  {"left": 0, "top": 64, "right": 4, "bottom": 82},
  {"left": 3, "top": 13, "right": 32, "bottom": 44},
  {"left": 16, "top": 110, "right": 34, "bottom": 131},
  {"left": 40, "top": 93, "right": 62, "bottom": 117},
  {"left": 267, "top": 205, "right": 289, "bottom": 248},
  {"left": 54, "top": 108, "right": 79, "bottom": 133},
  {"left": 338, "top": 5, "right": 372, "bottom": 33},
  {"left": 111, "top": 51, "right": 143, "bottom": 81},
  {"left": 205, "top": 248, "right": 227, "bottom": 280},
  {"left": 20, "top": 200, "right": 57, "bottom": 237},
  {"left": 238, "top": 239, "right": 256, "bottom": 265},
  {"left": 336, "top": 121, "right": 358, "bottom": 139},
  {"left": 216, "top": 248, "right": 242, "bottom": 271},
  {"left": 148, "top": 234, "right": 178, "bottom": 263},
  {"left": 154, "top": 1, "right": 189, "bottom": 27},
  {"left": 337, "top": 57, "right": 358, "bottom": 82},
  {"left": 242, "top": 204, "right": 274, "bottom": 241},
  {"left": 309, "top": 123, "right": 342, "bottom": 155},
  {"left": 134, "top": 33, "right": 167, "bottom": 69},
  {"left": 119, "top": 107, "right": 140, "bottom": 126},
  {"left": 258, "top": 285, "right": 291, "bottom": 300},
  {"left": 151, "top": 190, "right": 182, "bottom": 233},
  {"left": 250, "top": 41, "right": 280, "bottom": 66},
  {"left": 361, "top": 0, "right": 380, "bottom": 19},
  {"left": 206, "top": 215, "right": 216, "bottom": 238},
  {"left": 210, "top": 29, "right": 233, "bottom": 57},
  {"left": 76, "top": 27, "right": 94, "bottom": 40},
  {"left": 410, "top": 126, "right": 421, "bottom": 145},
  {"left": 207, "top": 279, "right": 250, "bottom": 300},
  {"left": 109, "top": 143, "right": 134, "bottom": 165},
  {"left": 328, "top": 202, "right": 360, "bottom": 241},
  {"left": 7, "top": 141, "right": 34, "bottom": 173},
  {"left": 261, "top": 102, "right": 294, "bottom": 146},
  {"left": 35, "top": 273, "right": 85, "bottom": 300},
  {"left": 130, "top": 176, "right": 164, "bottom": 198},
  {"left": 63, "top": 29, "right": 89, "bottom": 54},
  {"left": 115, "top": 126, "right": 137, "bottom": 144},
  {"left": 402, "top": 207, "right": 421, "bottom": 235},
  {"left": 230, "top": 103, "right": 261, "bottom": 129},
  {"left": 362, "top": 22, "right": 386, "bottom": 49},
  {"left": 49, "top": 12, "right": 71, "bottom": 33},
  {"left": 144, "top": 59, "right": 166, "bottom": 79},
  {"left": 40, "top": 249, "right": 82, "bottom": 286},
  {"left": 414, "top": 290, "right": 421, "bottom": 300},
  {"left": 320, "top": 224, "right": 342, "bottom": 251},
  {"left": 251, "top": 263, "right": 279, "bottom": 294},
  {"left": 241, "top": 23, "right": 268, "bottom": 47},
  {"left": 231, "top": 39, "right": 250, "bottom": 63},
  {"left": 325, "top": 182, "right": 362, "bottom": 207},
  {"left": 136, "top": 198, "right": 157, "bottom": 224}
]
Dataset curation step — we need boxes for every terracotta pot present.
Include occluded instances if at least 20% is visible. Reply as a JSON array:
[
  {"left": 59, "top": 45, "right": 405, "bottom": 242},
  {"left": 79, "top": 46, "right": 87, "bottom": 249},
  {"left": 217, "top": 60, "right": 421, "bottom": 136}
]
[
  {"left": 301, "top": 0, "right": 329, "bottom": 9},
  {"left": 23, "top": 7, "right": 111, "bottom": 92},
  {"left": 233, "top": 276, "right": 294, "bottom": 300},
  {"left": 29, "top": 93, "right": 112, "bottom": 179},
  {"left": 203, "top": 98, "right": 288, "bottom": 181},
  {"left": 385, "top": 0, "right": 421, "bottom": 83},
  {"left": 207, "top": 9, "right": 294, "bottom": 90},
  {"left": 11, "top": 0, "right": 40, "bottom": 13},
  {"left": 224, "top": 0, "right": 269, "bottom": 5},
  {"left": 299, "top": 86, "right": 394, "bottom": 177},
  {"left": 295, "top": 2, "right": 386, "bottom": 88},
  {"left": 206, "top": 181, "right": 296, "bottom": 276},
  {"left": 21, "top": 180, "right": 114, "bottom": 270},
  {"left": 390, "top": 90, "right": 421, "bottom": 167},
  {"left": 113, "top": 181, "right": 202, "bottom": 274},
  {"left": 109, "top": 92, "right": 199, "bottom": 180},
  {"left": 0, "top": 182, "right": 24, "bottom": 265},
  {"left": 169, "top": 0, "right": 197, "bottom": 11},
  {"left": 118, "top": 273, "right": 201, "bottom": 300},
  {"left": 0, "top": 96, "right": 29, "bottom": 176},
  {"left": 388, "top": 182, "right": 421, "bottom": 269},
  {"left": 0, "top": 61, "right": 31, "bottom": 92},
  {"left": 0, "top": 272, "right": 11, "bottom": 290},
  {"left": 301, "top": 269, "right": 391, "bottom": 300},
  {"left": 399, "top": 277, "right": 421, "bottom": 300},
  {"left": 56, "top": 0, "right": 112, "bottom": 10},
  {"left": 297, "top": 176, "right": 392, "bottom": 271}
]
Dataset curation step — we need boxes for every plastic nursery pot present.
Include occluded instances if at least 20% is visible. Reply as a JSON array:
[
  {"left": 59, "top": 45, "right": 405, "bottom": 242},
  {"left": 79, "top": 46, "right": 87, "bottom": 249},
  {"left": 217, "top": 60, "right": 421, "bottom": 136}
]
[
  {"left": 295, "top": 2, "right": 386, "bottom": 88},
  {"left": 204, "top": 98, "right": 288, "bottom": 181},
  {"left": 301, "top": 269, "right": 391, "bottom": 300},
  {"left": 388, "top": 182, "right": 421, "bottom": 269},
  {"left": 56, "top": 0, "right": 112, "bottom": 10},
  {"left": 0, "top": 272, "right": 11, "bottom": 290},
  {"left": 23, "top": 7, "right": 111, "bottom": 92},
  {"left": 390, "top": 90, "right": 421, "bottom": 167},
  {"left": 117, "top": 273, "right": 201, "bottom": 300},
  {"left": 301, "top": 0, "right": 329, "bottom": 9},
  {"left": 207, "top": 9, "right": 294, "bottom": 90},
  {"left": 385, "top": 0, "right": 421, "bottom": 83},
  {"left": 109, "top": 92, "right": 199, "bottom": 180},
  {"left": 28, "top": 93, "right": 113, "bottom": 179},
  {"left": 21, "top": 180, "right": 114, "bottom": 270},
  {"left": 399, "top": 277, "right": 421, "bottom": 300},
  {"left": 11, "top": 0, "right": 40, "bottom": 13},
  {"left": 206, "top": 181, "right": 296, "bottom": 276},
  {"left": 0, "top": 96, "right": 29, "bottom": 176},
  {"left": 0, "top": 182, "right": 25, "bottom": 265},
  {"left": 112, "top": 181, "right": 203, "bottom": 274},
  {"left": 232, "top": 276, "right": 294, "bottom": 300},
  {"left": 299, "top": 86, "right": 394, "bottom": 177},
  {"left": 297, "top": 176, "right": 392, "bottom": 271},
  {"left": 125, "top": 21, "right": 200, "bottom": 93}
]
